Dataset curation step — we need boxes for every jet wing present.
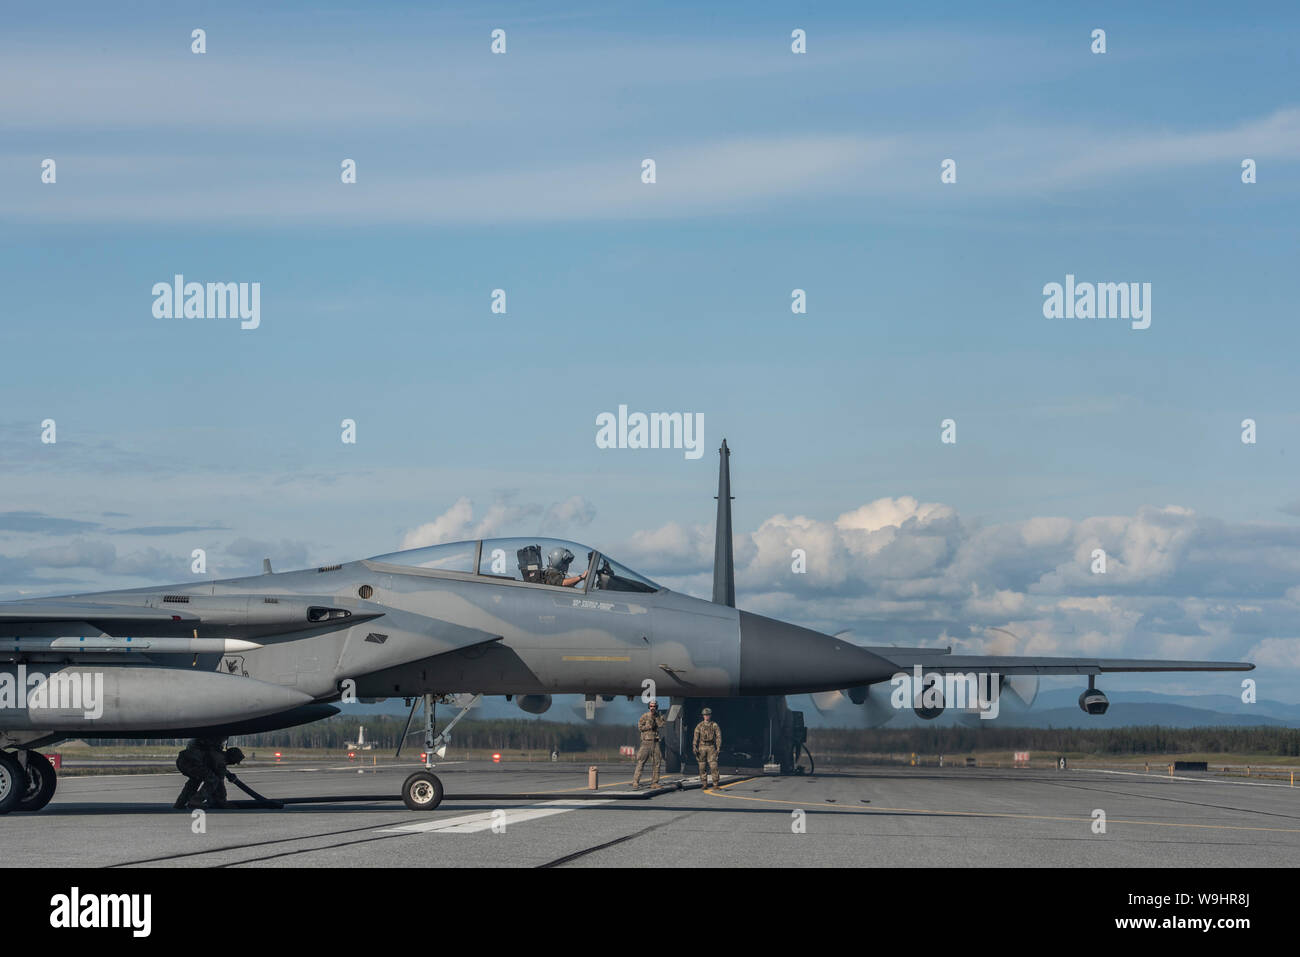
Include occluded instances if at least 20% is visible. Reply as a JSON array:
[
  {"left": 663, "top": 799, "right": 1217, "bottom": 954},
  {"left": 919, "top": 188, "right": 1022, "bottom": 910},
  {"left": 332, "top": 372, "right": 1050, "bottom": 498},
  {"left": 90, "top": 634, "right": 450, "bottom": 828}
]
[{"left": 872, "top": 650, "right": 1254, "bottom": 676}]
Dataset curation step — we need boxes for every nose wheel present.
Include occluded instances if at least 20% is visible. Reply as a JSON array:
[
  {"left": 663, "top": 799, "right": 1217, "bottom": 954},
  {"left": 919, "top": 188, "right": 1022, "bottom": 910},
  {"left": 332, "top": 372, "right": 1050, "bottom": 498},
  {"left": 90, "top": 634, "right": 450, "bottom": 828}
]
[{"left": 401, "top": 771, "right": 444, "bottom": 811}]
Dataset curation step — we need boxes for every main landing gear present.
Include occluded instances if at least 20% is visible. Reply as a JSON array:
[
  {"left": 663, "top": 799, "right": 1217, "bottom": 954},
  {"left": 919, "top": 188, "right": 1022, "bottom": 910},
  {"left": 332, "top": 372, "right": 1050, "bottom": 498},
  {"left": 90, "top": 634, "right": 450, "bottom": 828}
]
[
  {"left": 397, "top": 693, "right": 480, "bottom": 811},
  {"left": 0, "top": 750, "right": 58, "bottom": 814}
]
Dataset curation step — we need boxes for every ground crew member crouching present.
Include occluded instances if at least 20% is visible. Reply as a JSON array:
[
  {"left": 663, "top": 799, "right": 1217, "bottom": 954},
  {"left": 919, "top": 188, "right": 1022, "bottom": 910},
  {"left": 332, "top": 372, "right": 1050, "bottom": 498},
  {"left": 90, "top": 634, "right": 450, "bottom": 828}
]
[
  {"left": 631, "top": 699, "right": 667, "bottom": 788},
  {"left": 693, "top": 707, "right": 722, "bottom": 789},
  {"left": 173, "top": 737, "right": 245, "bottom": 809}
]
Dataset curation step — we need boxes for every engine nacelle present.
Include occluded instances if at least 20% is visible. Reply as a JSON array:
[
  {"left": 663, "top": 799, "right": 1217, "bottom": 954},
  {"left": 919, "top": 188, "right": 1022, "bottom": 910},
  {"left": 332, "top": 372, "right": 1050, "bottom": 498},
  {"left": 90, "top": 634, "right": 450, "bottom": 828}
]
[
  {"left": 913, "top": 674, "right": 945, "bottom": 721},
  {"left": 1078, "top": 688, "right": 1109, "bottom": 715},
  {"left": 517, "top": 694, "right": 553, "bottom": 715}
]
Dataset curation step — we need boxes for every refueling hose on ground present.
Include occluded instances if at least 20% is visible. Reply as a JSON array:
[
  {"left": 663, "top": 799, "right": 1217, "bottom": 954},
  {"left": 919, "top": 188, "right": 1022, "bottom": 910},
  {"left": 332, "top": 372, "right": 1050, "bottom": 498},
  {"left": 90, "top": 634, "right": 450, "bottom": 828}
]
[
  {"left": 225, "top": 771, "right": 284, "bottom": 809},
  {"left": 798, "top": 744, "right": 815, "bottom": 775}
]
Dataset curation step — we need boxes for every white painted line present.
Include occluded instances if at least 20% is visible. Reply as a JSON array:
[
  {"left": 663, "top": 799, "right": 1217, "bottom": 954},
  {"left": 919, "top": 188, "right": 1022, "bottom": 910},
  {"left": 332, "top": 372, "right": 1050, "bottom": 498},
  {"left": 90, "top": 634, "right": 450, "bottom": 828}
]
[
  {"left": 378, "top": 799, "right": 615, "bottom": 835},
  {"left": 1086, "top": 767, "right": 1298, "bottom": 789}
]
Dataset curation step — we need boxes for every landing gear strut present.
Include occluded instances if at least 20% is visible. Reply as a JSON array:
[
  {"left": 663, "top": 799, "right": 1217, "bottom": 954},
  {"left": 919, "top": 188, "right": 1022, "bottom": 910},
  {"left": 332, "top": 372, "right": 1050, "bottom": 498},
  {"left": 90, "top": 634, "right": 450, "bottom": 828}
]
[{"left": 397, "top": 693, "right": 481, "bottom": 811}]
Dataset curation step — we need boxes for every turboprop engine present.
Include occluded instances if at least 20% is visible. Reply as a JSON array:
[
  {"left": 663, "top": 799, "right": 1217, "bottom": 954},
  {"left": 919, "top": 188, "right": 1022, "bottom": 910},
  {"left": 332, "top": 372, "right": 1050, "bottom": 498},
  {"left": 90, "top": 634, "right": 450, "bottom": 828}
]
[
  {"left": 1078, "top": 687, "right": 1109, "bottom": 715},
  {"left": 516, "top": 694, "right": 553, "bottom": 715}
]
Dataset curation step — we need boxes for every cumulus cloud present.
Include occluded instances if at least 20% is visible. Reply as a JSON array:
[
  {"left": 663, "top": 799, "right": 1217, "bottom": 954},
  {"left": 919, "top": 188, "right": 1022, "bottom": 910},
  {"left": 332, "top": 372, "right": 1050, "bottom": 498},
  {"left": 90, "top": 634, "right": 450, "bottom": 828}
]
[
  {"left": 400, "top": 494, "right": 598, "bottom": 550},
  {"left": 619, "top": 497, "right": 1300, "bottom": 672}
]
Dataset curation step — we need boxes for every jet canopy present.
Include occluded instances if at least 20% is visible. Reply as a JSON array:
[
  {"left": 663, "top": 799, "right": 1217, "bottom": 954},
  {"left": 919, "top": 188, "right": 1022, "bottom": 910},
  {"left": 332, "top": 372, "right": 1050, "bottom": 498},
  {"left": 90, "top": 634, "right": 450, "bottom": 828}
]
[{"left": 368, "top": 538, "right": 660, "bottom": 593}]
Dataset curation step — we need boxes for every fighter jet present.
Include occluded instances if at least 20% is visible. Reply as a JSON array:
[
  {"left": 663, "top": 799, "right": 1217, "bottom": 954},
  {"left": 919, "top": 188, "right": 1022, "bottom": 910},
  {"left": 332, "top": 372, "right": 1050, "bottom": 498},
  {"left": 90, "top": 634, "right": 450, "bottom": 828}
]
[{"left": 0, "top": 441, "right": 1252, "bottom": 813}]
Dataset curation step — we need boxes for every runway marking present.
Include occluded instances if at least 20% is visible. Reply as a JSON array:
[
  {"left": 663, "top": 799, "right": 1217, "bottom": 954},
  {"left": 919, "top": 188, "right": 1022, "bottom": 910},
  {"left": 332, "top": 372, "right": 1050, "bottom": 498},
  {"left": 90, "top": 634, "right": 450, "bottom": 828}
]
[
  {"left": 378, "top": 799, "right": 615, "bottom": 835},
  {"left": 705, "top": 787, "right": 1300, "bottom": 835},
  {"left": 1087, "top": 767, "right": 1299, "bottom": 790}
]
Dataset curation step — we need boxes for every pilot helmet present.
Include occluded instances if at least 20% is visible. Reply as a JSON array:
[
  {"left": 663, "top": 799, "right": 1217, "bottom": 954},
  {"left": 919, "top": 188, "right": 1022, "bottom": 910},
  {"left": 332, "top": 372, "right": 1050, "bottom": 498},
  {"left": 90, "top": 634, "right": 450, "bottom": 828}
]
[{"left": 547, "top": 547, "right": 575, "bottom": 572}]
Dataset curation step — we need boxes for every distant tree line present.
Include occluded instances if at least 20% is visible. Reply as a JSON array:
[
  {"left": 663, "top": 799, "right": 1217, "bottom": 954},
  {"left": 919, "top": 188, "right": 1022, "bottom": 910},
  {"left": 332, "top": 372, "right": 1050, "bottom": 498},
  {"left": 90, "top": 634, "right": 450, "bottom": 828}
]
[
  {"left": 83, "top": 717, "right": 1300, "bottom": 757},
  {"left": 808, "top": 724, "right": 1300, "bottom": 757},
  {"left": 87, "top": 716, "right": 636, "bottom": 753}
]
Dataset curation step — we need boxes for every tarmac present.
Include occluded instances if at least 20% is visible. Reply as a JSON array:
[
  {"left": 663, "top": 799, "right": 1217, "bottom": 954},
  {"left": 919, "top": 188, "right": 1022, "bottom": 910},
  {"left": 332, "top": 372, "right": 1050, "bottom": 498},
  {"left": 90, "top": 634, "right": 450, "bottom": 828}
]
[{"left": 4, "top": 760, "right": 1299, "bottom": 867}]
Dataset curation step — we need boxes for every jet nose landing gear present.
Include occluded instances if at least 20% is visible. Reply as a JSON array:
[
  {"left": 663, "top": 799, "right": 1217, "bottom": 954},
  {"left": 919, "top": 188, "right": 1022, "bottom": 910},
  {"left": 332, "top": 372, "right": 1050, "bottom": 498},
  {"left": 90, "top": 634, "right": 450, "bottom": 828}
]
[{"left": 396, "top": 692, "right": 482, "bottom": 812}]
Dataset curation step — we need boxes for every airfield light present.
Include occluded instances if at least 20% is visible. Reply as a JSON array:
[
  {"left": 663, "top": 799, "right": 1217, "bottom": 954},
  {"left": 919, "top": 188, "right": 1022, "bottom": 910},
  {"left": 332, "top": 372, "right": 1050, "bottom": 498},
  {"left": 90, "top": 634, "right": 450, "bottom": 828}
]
[
  {"left": 348, "top": 752, "right": 356, "bottom": 759},
  {"left": 492, "top": 752, "right": 501, "bottom": 763}
]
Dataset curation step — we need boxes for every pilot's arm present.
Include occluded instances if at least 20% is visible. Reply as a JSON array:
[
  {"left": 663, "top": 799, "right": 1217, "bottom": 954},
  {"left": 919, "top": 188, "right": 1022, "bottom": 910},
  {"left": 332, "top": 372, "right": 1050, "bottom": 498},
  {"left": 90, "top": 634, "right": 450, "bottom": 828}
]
[{"left": 562, "top": 569, "right": 588, "bottom": 587}]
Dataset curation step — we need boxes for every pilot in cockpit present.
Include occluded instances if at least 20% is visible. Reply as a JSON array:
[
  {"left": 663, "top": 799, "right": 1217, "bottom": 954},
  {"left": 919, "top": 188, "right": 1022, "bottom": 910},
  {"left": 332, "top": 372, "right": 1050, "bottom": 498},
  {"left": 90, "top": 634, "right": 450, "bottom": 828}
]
[{"left": 543, "top": 547, "right": 588, "bottom": 587}]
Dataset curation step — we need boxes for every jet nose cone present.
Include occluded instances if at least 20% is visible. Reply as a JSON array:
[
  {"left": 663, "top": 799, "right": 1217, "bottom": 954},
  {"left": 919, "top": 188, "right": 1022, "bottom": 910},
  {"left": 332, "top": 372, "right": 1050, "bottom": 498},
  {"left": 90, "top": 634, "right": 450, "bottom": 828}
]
[{"left": 738, "top": 611, "right": 889, "bottom": 694}]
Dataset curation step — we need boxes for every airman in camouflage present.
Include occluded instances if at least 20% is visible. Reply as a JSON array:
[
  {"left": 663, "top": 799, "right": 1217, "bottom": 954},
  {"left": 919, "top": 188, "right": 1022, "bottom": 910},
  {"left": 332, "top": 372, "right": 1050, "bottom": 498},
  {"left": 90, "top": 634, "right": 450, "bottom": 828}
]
[
  {"left": 173, "top": 737, "right": 228, "bottom": 809},
  {"left": 631, "top": 699, "right": 666, "bottom": 788},
  {"left": 693, "top": 707, "right": 722, "bottom": 788},
  {"left": 173, "top": 738, "right": 247, "bottom": 809}
]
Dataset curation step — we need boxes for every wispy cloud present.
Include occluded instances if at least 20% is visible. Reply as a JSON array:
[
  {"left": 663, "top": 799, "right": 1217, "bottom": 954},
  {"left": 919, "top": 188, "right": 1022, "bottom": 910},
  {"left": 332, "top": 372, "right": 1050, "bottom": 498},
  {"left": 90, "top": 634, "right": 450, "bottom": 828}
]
[{"left": 8, "top": 107, "right": 1296, "bottom": 225}]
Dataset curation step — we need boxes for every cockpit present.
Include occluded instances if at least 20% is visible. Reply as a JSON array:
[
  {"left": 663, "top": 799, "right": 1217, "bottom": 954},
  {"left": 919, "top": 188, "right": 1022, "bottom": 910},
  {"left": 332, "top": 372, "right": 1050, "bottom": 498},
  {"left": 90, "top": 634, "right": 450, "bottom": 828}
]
[{"left": 367, "top": 538, "right": 660, "bottom": 593}]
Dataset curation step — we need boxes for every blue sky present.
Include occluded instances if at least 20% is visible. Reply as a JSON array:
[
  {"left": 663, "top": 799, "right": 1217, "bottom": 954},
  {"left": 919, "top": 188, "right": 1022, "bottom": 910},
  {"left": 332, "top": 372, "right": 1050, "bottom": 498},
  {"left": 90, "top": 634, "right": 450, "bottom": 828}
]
[{"left": 1, "top": 2, "right": 1298, "bottom": 700}]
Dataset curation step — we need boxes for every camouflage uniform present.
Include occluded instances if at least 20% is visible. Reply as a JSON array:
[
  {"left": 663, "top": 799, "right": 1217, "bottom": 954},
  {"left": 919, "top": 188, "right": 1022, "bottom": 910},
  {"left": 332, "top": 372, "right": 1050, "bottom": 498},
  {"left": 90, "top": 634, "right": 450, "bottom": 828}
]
[
  {"left": 693, "top": 712, "right": 722, "bottom": 788},
  {"left": 631, "top": 706, "right": 667, "bottom": 787},
  {"left": 173, "top": 737, "right": 228, "bottom": 809}
]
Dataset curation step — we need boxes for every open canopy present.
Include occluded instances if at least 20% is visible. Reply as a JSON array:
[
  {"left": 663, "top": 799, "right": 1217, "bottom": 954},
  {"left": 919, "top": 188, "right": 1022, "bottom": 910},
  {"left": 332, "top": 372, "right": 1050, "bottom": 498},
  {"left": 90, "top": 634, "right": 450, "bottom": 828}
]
[{"left": 368, "top": 538, "right": 660, "bottom": 593}]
